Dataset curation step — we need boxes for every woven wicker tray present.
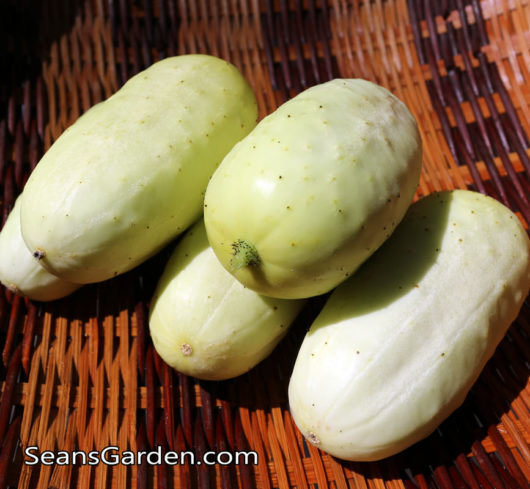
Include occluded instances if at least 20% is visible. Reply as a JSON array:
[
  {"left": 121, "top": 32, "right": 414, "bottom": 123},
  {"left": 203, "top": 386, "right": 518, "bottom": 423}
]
[{"left": 1, "top": 0, "right": 529, "bottom": 487}]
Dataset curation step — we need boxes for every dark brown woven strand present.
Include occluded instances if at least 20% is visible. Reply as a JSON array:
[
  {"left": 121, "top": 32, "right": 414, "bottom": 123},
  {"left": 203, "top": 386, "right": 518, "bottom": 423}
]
[
  {"left": 0, "top": 1, "right": 529, "bottom": 488},
  {"left": 411, "top": 0, "right": 530, "bottom": 223}
]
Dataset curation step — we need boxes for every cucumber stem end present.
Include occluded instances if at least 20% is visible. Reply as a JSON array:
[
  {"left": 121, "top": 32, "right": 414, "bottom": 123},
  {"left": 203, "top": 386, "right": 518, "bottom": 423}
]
[{"left": 231, "top": 239, "right": 261, "bottom": 271}]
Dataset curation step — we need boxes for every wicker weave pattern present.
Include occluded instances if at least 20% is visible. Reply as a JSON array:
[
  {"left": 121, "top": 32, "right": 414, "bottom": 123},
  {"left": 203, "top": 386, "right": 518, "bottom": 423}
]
[{"left": 0, "top": 1, "right": 529, "bottom": 488}]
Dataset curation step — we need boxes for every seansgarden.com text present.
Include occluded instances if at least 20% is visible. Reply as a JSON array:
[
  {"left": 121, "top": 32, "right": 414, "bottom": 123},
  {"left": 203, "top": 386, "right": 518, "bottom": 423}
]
[{"left": 24, "top": 446, "right": 258, "bottom": 466}]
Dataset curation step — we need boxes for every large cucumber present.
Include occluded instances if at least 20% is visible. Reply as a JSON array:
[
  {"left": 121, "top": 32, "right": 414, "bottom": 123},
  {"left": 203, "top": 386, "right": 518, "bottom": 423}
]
[
  {"left": 0, "top": 197, "right": 80, "bottom": 301},
  {"left": 21, "top": 55, "right": 257, "bottom": 283},
  {"left": 204, "top": 79, "right": 422, "bottom": 299},
  {"left": 149, "top": 220, "right": 305, "bottom": 380},
  {"left": 288, "top": 190, "right": 530, "bottom": 461}
]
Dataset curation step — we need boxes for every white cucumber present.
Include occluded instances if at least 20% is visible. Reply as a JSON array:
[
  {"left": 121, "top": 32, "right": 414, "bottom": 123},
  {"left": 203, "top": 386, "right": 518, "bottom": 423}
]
[
  {"left": 21, "top": 55, "right": 257, "bottom": 283},
  {"left": 288, "top": 190, "right": 530, "bottom": 461},
  {"left": 0, "top": 197, "right": 80, "bottom": 301},
  {"left": 204, "top": 79, "right": 422, "bottom": 299},
  {"left": 149, "top": 220, "right": 305, "bottom": 381}
]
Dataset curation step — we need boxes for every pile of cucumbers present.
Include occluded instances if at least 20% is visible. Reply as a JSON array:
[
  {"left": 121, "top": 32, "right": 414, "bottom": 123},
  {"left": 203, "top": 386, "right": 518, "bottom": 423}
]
[{"left": 1, "top": 55, "right": 529, "bottom": 461}]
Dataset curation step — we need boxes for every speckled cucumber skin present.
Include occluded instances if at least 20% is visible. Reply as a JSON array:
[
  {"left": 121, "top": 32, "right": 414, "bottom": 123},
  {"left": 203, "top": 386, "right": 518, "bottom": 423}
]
[
  {"left": 288, "top": 190, "right": 530, "bottom": 461},
  {"left": 204, "top": 79, "right": 422, "bottom": 299},
  {"left": 149, "top": 220, "right": 305, "bottom": 381},
  {"left": 0, "top": 197, "right": 81, "bottom": 301},
  {"left": 20, "top": 55, "right": 257, "bottom": 284}
]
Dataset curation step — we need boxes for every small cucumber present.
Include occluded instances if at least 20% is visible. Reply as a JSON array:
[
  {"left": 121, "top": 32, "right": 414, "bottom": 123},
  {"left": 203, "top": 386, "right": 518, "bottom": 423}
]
[
  {"left": 149, "top": 220, "right": 305, "bottom": 380},
  {"left": 288, "top": 190, "right": 530, "bottom": 461},
  {"left": 204, "top": 79, "right": 422, "bottom": 299},
  {"left": 21, "top": 55, "right": 257, "bottom": 283}
]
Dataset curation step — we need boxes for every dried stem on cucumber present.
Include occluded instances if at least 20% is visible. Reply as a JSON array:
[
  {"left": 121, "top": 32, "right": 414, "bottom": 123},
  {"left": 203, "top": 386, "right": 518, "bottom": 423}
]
[{"left": 231, "top": 239, "right": 261, "bottom": 271}]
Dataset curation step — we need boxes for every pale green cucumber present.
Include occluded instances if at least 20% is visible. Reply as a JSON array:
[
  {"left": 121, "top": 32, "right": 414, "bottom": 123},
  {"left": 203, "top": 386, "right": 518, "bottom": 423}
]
[
  {"left": 204, "top": 79, "right": 422, "bottom": 299},
  {"left": 21, "top": 55, "right": 257, "bottom": 283},
  {"left": 288, "top": 190, "right": 530, "bottom": 461},
  {"left": 149, "top": 220, "right": 305, "bottom": 381},
  {"left": 0, "top": 197, "right": 80, "bottom": 301}
]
